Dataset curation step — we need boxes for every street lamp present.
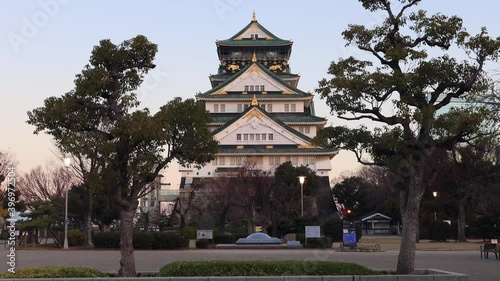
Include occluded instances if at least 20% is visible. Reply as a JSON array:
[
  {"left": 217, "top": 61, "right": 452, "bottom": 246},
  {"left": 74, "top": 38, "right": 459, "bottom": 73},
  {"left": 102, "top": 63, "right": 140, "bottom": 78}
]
[
  {"left": 298, "top": 176, "right": 306, "bottom": 217},
  {"left": 63, "top": 156, "right": 71, "bottom": 250},
  {"left": 432, "top": 191, "right": 438, "bottom": 221}
]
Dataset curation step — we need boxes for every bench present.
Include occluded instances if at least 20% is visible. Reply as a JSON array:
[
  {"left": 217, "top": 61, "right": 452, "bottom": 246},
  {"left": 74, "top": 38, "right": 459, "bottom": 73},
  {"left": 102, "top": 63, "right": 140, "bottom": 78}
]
[{"left": 480, "top": 243, "right": 499, "bottom": 259}]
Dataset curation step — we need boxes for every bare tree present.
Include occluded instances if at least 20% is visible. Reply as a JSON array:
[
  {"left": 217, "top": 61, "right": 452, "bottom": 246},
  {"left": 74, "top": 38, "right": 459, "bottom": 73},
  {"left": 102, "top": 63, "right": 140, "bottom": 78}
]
[
  {"left": 0, "top": 150, "right": 16, "bottom": 188},
  {"left": 17, "top": 165, "right": 73, "bottom": 203}
]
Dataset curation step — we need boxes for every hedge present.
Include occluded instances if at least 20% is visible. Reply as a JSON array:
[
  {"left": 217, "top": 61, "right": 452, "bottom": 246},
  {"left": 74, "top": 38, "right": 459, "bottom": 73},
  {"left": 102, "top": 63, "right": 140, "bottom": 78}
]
[
  {"left": 433, "top": 222, "right": 451, "bottom": 241},
  {"left": 159, "top": 260, "right": 379, "bottom": 277},
  {"left": 296, "top": 234, "right": 333, "bottom": 248},
  {"left": 67, "top": 230, "right": 86, "bottom": 247},
  {"left": 0, "top": 267, "right": 108, "bottom": 278},
  {"left": 92, "top": 231, "right": 188, "bottom": 249},
  {"left": 196, "top": 239, "right": 210, "bottom": 248}
]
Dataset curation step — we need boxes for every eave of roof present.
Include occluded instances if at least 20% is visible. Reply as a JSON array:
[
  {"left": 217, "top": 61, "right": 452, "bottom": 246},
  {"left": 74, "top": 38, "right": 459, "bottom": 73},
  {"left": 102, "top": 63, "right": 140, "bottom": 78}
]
[
  {"left": 199, "top": 62, "right": 310, "bottom": 97},
  {"left": 209, "top": 113, "right": 327, "bottom": 124},
  {"left": 218, "top": 147, "right": 339, "bottom": 156},
  {"left": 210, "top": 105, "right": 315, "bottom": 144},
  {"left": 218, "top": 20, "right": 292, "bottom": 43}
]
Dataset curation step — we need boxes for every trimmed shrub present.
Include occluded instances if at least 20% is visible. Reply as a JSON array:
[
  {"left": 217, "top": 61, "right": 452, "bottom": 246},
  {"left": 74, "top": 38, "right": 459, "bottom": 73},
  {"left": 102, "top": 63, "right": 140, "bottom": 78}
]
[
  {"left": 433, "top": 222, "right": 451, "bottom": 241},
  {"left": 181, "top": 226, "right": 196, "bottom": 239},
  {"left": 92, "top": 231, "right": 188, "bottom": 249},
  {"left": 305, "top": 237, "right": 333, "bottom": 248},
  {"left": 355, "top": 224, "right": 363, "bottom": 242},
  {"left": 323, "top": 217, "right": 342, "bottom": 242},
  {"left": 213, "top": 233, "right": 233, "bottom": 244},
  {"left": 0, "top": 267, "right": 108, "bottom": 278},
  {"left": 159, "top": 260, "right": 379, "bottom": 277},
  {"left": 295, "top": 234, "right": 332, "bottom": 248},
  {"left": 196, "top": 239, "right": 210, "bottom": 248},
  {"left": 67, "top": 230, "right": 85, "bottom": 247},
  {"left": 153, "top": 232, "right": 188, "bottom": 249},
  {"left": 231, "top": 232, "right": 248, "bottom": 242},
  {"left": 92, "top": 232, "right": 120, "bottom": 249},
  {"left": 419, "top": 226, "right": 431, "bottom": 240},
  {"left": 133, "top": 231, "right": 154, "bottom": 249}
]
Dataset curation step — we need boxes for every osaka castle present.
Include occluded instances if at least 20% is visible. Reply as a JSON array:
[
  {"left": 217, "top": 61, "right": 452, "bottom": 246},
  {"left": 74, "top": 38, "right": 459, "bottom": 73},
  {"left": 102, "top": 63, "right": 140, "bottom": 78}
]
[{"left": 179, "top": 13, "right": 338, "bottom": 192}]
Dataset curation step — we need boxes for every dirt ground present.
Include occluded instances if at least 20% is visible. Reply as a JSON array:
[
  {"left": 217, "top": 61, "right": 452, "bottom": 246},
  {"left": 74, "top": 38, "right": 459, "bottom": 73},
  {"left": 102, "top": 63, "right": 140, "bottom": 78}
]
[{"left": 355, "top": 235, "right": 485, "bottom": 251}]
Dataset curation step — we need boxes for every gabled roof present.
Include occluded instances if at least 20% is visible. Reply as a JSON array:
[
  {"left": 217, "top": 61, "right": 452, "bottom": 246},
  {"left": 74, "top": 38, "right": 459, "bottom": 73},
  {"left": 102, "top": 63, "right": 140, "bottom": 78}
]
[
  {"left": 218, "top": 146, "right": 338, "bottom": 156},
  {"left": 359, "top": 212, "right": 392, "bottom": 221},
  {"left": 198, "top": 62, "right": 310, "bottom": 97},
  {"left": 211, "top": 104, "right": 313, "bottom": 144},
  {"left": 209, "top": 113, "right": 327, "bottom": 125},
  {"left": 217, "top": 17, "right": 292, "bottom": 47}
]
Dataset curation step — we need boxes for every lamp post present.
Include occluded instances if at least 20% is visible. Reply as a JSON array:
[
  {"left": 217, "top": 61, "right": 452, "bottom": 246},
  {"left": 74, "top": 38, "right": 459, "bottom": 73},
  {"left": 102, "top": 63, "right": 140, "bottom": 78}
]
[
  {"left": 63, "top": 156, "right": 71, "bottom": 250},
  {"left": 298, "top": 176, "right": 306, "bottom": 217},
  {"left": 432, "top": 191, "right": 438, "bottom": 221}
]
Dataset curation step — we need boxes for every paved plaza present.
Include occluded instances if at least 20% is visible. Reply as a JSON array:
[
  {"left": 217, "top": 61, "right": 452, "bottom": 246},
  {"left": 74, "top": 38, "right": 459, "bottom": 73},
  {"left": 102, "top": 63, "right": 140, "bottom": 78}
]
[{"left": 0, "top": 247, "right": 498, "bottom": 281}]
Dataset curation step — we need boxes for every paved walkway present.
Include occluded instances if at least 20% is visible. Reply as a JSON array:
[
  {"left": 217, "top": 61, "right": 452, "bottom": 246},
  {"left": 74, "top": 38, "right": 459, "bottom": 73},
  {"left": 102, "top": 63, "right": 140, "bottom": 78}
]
[{"left": 0, "top": 248, "right": 497, "bottom": 281}]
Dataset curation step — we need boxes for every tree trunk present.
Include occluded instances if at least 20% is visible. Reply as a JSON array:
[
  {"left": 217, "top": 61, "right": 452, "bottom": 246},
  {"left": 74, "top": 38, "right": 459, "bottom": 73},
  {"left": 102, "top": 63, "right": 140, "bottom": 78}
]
[
  {"left": 118, "top": 207, "right": 136, "bottom": 277},
  {"left": 143, "top": 211, "right": 149, "bottom": 231},
  {"left": 396, "top": 163, "right": 425, "bottom": 274},
  {"left": 85, "top": 187, "right": 93, "bottom": 246},
  {"left": 457, "top": 197, "right": 467, "bottom": 242}
]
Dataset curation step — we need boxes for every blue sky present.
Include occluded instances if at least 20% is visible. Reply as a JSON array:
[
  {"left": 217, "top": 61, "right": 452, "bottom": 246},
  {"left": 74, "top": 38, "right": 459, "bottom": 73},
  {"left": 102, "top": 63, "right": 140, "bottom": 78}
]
[{"left": 1, "top": 0, "right": 499, "bottom": 179}]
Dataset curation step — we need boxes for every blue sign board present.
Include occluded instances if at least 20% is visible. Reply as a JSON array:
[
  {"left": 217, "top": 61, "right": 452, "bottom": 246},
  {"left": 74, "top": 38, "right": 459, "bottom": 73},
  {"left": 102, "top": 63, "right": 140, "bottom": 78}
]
[{"left": 343, "top": 230, "right": 357, "bottom": 248}]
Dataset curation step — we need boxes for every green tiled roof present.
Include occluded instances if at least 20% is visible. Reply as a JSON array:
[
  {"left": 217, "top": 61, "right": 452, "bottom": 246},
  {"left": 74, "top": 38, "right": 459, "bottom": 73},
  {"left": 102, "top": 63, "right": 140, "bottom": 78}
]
[
  {"left": 217, "top": 20, "right": 292, "bottom": 47},
  {"left": 210, "top": 72, "right": 298, "bottom": 80},
  {"left": 218, "top": 147, "right": 338, "bottom": 155},
  {"left": 199, "top": 62, "right": 310, "bottom": 96},
  {"left": 210, "top": 73, "right": 233, "bottom": 80},
  {"left": 211, "top": 105, "right": 313, "bottom": 143},
  {"left": 198, "top": 93, "right": 311, "bottom": 100},
  {"left": 217, "top": 39, "right": 292, "bottom": 46},
  {"left": 210, "top": 113, "right": 326, "bottom": 124}
]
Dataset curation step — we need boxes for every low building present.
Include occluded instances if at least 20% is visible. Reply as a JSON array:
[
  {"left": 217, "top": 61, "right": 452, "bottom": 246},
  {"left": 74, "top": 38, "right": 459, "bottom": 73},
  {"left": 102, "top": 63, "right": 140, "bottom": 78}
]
[{"left": 358, "top": 212, "right": 393, "bottom": 235}]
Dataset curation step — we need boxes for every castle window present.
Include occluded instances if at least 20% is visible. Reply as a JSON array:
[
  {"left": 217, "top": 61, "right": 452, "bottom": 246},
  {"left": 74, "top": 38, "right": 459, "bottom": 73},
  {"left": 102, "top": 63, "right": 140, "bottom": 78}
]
[
  {"left": 218, "top": 157, "right": 225, "bottom": 165},
  {"left": 260, "top": 85, "right": 265, "bottom": 91},
  {"left": 244, "top": 85, "right": 249, "bottom": 92},
  {"left": 267, "top": 104, "right": 272, "bottom": 112},
  {"left": 243, "top": 134, "right": 248, "bottom": 141},
  {"left": 269, "top": 156, "right": 280, "bottom": 166},
  {"left": 236, "top": 134, "right": 241, "bottom": 141},
  {"left": 268, "top": 134, "right": 274, "bottom": 141},
  {"left": 212, "top": 156, "right": 225, "bottom": 166},
  {"left": 249, "top": 85, "right": 254, "bottom": 91},
  {"left": 230, "top": 156, "right": 242, "bottom": 166},
  {"left": 299, "top": 126, "right": 310, "bottom": 134},
  {"left": 220, "top": 104, "right": 225, "bottom": 113},
  {"left": 261, "top": 134, "right": 267, "bottom": 141},
  {"left": 284, "top": 104, "right": 289, "bottom": 112},
  {"left": 304, "top": 156, "right": 315, "bottom": 165},
  {"left": 249, "top": 134, "right": 254, "bottom": 141},
  {"left": 255, "top": 134, "right": 260, "bottom": 141},
  {"left": 214, "top": 104, "right": 219, "bottom": 113},
  {"left": 290, "top": 104, "right": 296, "bottom": 112}
]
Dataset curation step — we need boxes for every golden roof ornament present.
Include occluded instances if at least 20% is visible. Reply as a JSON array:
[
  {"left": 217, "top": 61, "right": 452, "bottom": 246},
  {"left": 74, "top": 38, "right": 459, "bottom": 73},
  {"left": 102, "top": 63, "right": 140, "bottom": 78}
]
[
  {"left": 252, "top": 11, "right": 256, "bottom": 22},
  {"left": 252, "top": 52, "right": 257, "bottom": 62},
  {"left": 251, "top": 94, "right": 258, "bottom": 106}
]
